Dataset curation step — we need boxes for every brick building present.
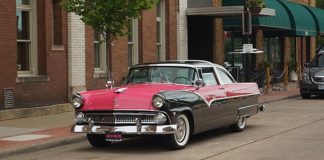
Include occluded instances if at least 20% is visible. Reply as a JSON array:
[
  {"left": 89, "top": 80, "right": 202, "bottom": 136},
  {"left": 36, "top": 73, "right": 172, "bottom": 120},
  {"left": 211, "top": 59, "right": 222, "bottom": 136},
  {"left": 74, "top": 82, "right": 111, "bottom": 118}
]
[
  {"left": 0, "top": 0, "right": 68, "bottom": 109},
  {"left": 0, "top": 0, "right": 177, "bottom": 109}
]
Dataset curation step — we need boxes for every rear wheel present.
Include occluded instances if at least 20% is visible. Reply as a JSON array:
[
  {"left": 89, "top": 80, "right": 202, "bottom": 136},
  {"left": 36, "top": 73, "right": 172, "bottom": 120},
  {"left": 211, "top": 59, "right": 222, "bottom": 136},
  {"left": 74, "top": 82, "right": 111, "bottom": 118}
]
[
  {"left": 163, "top": 114, "right": 190, "bottom": 150},
  {"left": 229, "top": 117, "right": 247, "bottom": 132},
  {"left": 87, "top": 134, "right": 111, "bottom": 147}
]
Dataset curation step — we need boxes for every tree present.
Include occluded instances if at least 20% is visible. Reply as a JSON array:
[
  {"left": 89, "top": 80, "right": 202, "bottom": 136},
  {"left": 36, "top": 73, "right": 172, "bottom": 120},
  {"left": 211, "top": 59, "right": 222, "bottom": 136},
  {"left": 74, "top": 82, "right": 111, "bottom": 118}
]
[{"left": 61, "top": 0, "right": 157, "bottom": 80}]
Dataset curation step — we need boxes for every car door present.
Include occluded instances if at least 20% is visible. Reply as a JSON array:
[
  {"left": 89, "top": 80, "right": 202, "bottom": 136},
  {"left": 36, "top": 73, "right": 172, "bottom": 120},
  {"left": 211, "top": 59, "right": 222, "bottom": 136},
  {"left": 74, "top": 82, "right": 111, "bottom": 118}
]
[{"left": 195, "top": 67, "right": 227, "bottom": 131}]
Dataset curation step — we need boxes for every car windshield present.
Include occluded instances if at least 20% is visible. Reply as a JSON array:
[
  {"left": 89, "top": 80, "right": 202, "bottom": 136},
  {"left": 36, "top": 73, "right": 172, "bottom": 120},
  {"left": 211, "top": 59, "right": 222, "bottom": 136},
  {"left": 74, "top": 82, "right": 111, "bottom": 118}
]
[
  {"left": 123, "top": 66, "right": 197, "bottom": 85},
  {"left": 310, "top": 53, "right": 324, "bottom": 67}
]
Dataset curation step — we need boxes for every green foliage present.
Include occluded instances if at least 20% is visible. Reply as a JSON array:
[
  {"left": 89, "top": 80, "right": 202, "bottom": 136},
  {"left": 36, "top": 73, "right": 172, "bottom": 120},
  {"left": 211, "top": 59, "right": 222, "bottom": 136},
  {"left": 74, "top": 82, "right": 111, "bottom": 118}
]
[
  {"left": 288, "top": 59, "right": 297, "bottom": 72},
  {"left": 317, "top": 0, "right": 324, "bottom": 9},
  {"left": 246, "top": 0, "right": 266, "bottom": 8},
  {"left": 61, "top": 0, "right": 157, "bottom": 42}
]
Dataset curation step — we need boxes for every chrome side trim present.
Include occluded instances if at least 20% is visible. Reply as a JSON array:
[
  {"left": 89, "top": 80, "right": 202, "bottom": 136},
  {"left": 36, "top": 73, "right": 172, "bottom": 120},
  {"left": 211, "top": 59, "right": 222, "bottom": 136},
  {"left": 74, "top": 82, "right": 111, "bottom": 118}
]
[
  {"left": 72, "top": 124, "right": 177, "bottom": 135},
  {"left": 178, "top": 90, "right": 260, "bottom": 108},
  {"left": 311, "top": 77, "right": 324, "bottom": 84}
]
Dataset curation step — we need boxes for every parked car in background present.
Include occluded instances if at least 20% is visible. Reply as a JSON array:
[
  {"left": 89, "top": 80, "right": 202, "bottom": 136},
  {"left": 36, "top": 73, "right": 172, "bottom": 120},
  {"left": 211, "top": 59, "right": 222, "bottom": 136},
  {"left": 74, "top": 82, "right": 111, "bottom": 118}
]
[
  {"left": 71, "top": 60, "right": 265, "bottom": 150},
  {"left": 300, "top": 51, "right": 324, "bottom": 99}
]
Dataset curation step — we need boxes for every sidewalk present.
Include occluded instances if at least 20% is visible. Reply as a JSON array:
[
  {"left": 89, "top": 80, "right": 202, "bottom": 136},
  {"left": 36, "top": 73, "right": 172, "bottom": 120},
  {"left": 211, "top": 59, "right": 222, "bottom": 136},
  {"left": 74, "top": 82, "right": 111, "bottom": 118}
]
[{"left": 0, "top": 88, "right": 300, "bottom": 158}]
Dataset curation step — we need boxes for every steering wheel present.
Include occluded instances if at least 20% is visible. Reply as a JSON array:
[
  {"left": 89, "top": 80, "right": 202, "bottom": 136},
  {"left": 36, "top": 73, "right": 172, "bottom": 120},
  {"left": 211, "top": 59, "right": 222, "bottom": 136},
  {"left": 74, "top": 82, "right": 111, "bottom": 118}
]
[{"left": 172, "top": 76, "right": 190, "bottom": 83}]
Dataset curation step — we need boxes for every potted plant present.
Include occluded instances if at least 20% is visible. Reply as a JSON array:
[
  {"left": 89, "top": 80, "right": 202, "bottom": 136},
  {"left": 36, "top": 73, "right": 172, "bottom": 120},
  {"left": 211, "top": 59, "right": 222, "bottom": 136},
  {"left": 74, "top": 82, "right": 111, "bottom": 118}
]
[
  {"left": 246, "top": 0, "right": 266, "bottom": 14},
  {"left": 288, "top": 60, "right": 298, "bottom": 82}
]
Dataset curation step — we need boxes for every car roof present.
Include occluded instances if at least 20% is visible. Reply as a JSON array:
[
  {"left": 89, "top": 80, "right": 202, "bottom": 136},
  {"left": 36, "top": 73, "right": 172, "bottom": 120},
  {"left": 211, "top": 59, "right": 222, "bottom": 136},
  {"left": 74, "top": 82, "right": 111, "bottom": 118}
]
[{"left": 132, "top": 60, "right": 223, "bottom": 69}]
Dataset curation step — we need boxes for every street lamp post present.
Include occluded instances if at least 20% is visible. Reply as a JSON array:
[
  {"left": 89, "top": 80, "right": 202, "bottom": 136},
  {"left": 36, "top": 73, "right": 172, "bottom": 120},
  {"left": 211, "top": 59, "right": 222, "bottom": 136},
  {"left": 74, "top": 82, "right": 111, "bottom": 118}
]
[{"left": 243, "top": 0, "right": 252, "bottom": 82}]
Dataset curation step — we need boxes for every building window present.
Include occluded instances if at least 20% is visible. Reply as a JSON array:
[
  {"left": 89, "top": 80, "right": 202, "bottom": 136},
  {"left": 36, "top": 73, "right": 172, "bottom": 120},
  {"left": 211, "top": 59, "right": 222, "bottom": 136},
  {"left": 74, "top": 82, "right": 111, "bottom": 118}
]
[
  {"left": 156, "top": 0, "right": 165, "bottom": 61},
  {"left": 93, "top": 30, "right": 106, "bottom": 73},
  {"left": 128, "top": 19, "right": 139, "bottom": 67},
  {"left": 16, "top": 0, "right": 38, "bottom": 76},
  {"left": 52, "top": 0, "right": 62, "bottom": 45}
]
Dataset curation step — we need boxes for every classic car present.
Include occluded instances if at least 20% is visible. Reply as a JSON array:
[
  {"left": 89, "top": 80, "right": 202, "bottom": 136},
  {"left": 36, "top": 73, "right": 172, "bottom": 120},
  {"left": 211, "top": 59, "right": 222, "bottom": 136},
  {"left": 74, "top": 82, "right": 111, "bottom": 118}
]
[
  {"left": 300, "top": 51, "right": 324, "bottom": 99},
  {"left": 71, "top": 60, "right": 265, "bottom": 150}
]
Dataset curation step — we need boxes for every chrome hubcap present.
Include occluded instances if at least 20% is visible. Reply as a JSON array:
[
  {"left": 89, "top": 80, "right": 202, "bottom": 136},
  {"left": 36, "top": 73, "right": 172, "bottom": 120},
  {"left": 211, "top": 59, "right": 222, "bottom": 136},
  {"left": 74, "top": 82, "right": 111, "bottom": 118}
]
[
  {"left": 237, "top": 117, "right": 246, "bottom": 128},
  {"left": 175, "top": 118, "right": 186, "bottom": 142}
]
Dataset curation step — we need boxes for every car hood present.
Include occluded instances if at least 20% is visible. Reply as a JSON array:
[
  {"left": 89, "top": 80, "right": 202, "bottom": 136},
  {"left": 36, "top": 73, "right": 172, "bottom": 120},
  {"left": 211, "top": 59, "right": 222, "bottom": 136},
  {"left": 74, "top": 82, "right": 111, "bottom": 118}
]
[
  {"left": 79, "top": 83, "right": 193, "bottom": 111},
  {"left": 306, "top": 67, "right": 324, "bottom": 77}
]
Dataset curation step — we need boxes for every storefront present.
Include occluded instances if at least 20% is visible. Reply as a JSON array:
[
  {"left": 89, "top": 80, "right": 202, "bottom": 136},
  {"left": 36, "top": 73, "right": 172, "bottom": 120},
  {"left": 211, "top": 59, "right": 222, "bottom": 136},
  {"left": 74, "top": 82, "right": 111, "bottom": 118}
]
[{"left": 185, "top": 0, "right": 324, "bottom": 86}]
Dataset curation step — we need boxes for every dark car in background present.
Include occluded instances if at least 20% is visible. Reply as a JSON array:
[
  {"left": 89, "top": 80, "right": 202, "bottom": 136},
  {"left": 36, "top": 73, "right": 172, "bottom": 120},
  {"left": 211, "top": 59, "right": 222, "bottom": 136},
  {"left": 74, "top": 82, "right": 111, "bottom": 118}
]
[{"left": 300, "top": 50, "right": 324, "bottom": 99}]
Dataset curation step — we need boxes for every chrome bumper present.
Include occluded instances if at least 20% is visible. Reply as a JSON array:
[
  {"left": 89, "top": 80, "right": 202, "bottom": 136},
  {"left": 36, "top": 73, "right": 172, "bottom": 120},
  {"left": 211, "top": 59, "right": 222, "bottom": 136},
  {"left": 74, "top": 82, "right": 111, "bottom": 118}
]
[{"left": 72, "top": 124, "right": 177, "bottom": 135}]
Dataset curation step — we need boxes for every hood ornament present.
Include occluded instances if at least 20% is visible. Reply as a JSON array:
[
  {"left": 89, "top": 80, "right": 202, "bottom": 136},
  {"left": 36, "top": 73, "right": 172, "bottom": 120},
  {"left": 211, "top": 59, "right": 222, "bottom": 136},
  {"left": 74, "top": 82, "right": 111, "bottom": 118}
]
[{"left": 114, "top": 88, "right": 128, "bottom": 93}]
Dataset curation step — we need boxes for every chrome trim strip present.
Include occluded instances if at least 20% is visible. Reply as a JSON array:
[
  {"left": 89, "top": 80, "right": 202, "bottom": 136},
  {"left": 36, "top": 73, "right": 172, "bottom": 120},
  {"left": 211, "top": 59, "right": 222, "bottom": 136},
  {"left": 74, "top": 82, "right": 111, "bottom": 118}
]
[
  {"left": 72, "top": 124, "right": 177, "bottom": 135},
  {"left": 179, "top": 90, "right": 259, "bottom": 108},
  {"left": 311, "top": 77, "right": 324, "bottom": 84},
  {"left": 81, "top": 111, "right": 172, "bottom": 125},
  {"left": 239, "top": 104, "right": 258, "bottom": 111}
]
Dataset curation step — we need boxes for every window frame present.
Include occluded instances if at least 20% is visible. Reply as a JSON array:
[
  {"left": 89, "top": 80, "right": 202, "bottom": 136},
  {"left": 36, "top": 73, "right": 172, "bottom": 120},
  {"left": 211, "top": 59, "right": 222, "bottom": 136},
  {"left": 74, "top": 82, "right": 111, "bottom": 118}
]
[
  {"left": 156, "top": 0, "right": 166, "bottom": 61},
  {"left": 128, "top": 19, "right": 139, "bottom": 67},
  {"left": 16, "top": 0, "right": 38, "bottom": 77},
  {"left": 215, "top": 67, "right": 236, "bottom": 85},
  {"left": 93, "top": 30, "right": 107, "bottom": 73}
]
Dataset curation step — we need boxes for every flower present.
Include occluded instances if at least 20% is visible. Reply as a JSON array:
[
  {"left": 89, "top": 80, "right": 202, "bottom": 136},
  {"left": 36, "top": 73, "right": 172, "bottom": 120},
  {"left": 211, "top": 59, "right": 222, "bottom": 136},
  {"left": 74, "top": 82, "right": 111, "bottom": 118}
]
[{"left": 246, "top": 0, "right": 266, "bottom": 8}]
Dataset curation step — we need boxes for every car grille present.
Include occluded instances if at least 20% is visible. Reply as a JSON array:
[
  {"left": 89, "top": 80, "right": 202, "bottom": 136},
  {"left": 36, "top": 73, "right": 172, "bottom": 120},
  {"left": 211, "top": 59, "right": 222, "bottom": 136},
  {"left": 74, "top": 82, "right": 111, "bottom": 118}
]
[
  {"left": 83, "top": 112, "right": 157, "bottom": 125},
  {"left": 313, "top": 77, "right": 324, "bottom": 83}
]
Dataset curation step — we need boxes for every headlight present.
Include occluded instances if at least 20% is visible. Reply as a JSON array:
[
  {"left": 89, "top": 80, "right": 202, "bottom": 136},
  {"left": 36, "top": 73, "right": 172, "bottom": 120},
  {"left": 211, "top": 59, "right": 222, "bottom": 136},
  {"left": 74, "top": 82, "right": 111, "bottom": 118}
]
[
  {"left": 72, "top": 94, "right": 84, "bottom": 109},
  {"left": 75, "top": 112, "right": 86, "bottom": 124},
  {"left": 152, "top": 95, "right": 164, "bottom": 109},
  {"left": 302, "top": 73, "right": 310, "bottom": 81}
]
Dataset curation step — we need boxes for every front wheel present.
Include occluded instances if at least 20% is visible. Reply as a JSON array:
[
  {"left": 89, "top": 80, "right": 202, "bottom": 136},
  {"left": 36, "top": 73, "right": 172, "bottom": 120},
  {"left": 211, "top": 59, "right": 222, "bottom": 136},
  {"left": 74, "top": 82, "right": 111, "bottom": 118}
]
[
  {"left": 301, "top": 93, "right": 311, "bottom": 99},
  {"left": 163, "top": 114, "right": 190, "bottom": 150},
  {"left": 229, "top": 117, "right": 247, "bottom": 132},
  {"left": 87, "top": 134, "right": 111, "bottom": 147}
]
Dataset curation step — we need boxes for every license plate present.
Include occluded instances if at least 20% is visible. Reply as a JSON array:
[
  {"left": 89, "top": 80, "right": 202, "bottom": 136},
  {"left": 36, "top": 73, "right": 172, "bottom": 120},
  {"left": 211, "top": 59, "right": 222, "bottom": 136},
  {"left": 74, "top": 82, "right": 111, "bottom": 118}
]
[
  {"left": 105, "top": 133, "right": 123, "bottom": 142},
  {"left": 319, "top": 84, "right": 324, "bottom": 90}
]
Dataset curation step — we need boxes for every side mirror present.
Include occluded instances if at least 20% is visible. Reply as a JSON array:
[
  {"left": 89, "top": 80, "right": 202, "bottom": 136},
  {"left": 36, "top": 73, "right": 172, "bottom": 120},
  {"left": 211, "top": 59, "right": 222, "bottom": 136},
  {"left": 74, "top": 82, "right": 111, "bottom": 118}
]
[
  {"left": 194, "top": 79, "right": 204, "bottom": 89},
  {"left": 106, "top": 80, "right": 114, "bottom": 89}
]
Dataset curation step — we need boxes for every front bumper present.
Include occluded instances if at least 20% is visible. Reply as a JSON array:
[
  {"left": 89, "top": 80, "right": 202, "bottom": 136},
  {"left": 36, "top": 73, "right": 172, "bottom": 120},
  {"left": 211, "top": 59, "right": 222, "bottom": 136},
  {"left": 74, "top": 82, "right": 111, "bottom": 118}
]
[
  {"left": 72, "top": 124, "right": 177, "bottom": 135},
  {"left": 300, "top": 81, "right": 324, "bottom": 94}
]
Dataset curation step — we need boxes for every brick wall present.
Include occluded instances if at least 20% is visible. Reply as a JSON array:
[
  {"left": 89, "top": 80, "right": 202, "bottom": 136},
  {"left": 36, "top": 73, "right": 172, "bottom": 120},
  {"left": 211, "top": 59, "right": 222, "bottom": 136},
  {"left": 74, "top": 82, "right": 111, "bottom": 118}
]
[
  {"left": 68, "top": 12, "right": 86, "bottom": 94},
  {"left": 166, "top": 0, "right": 177, "bottom": 60},
  {"left": 177, "top": 0, "right": 188, "bottom": 60},
  {"left": 0, "top": 0, "right": 68, "bottom": 109},
  {"left": 0, "top": 0, "right": 17, "bottom": 108}
]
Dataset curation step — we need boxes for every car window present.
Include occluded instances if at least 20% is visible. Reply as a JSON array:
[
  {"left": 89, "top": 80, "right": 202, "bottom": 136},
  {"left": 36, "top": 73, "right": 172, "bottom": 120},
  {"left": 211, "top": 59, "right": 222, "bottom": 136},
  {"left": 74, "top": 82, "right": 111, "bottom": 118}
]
[
  {"left": 201, "top": 67, "right": 218, "bottom": 86},
  {"left": 310, "top": 53, "right": 324, "bottom": 67},
  {"left": 216, "top": 68, "right": 235, "bottom": 85},
  {"left": 124, "top": 66, "right": 196, "bottom": 85}
]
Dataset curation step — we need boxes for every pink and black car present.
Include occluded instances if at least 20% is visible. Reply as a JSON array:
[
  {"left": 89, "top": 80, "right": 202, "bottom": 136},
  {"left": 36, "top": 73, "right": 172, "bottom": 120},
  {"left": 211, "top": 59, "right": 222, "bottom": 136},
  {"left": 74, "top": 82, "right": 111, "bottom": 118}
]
[{"left": 71, "top": 60, "right": 265, "bottom": 149}]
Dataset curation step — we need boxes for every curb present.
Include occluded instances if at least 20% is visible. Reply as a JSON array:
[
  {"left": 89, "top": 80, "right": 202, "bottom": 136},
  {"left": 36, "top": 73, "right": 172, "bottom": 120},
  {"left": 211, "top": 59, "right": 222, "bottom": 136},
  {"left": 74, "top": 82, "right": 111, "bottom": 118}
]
[
  {"left": 260, "top": 94, "right": 301, "bottom": 104},
  {"left": 0, "top": 135, "right": 86, "bottom": 159},
  {"left": 0, "top": 104, "right": 73, "bottom": 121}
]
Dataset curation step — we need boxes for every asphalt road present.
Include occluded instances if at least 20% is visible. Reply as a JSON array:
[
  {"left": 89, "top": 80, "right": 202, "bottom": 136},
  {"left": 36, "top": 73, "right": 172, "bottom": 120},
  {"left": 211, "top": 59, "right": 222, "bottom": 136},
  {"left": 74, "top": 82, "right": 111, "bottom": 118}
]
[{"left": 6, "top": 96, "right": 324, "bottom": 160}]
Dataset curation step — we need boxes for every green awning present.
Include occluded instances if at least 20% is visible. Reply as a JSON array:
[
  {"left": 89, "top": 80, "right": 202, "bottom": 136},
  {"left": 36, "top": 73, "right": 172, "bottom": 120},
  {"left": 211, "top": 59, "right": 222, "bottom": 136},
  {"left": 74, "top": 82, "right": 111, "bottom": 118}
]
[
  {"left": 279, "top": 0, "right": 317, "bottom": 36},
  {"left": 223, "top": 0, "right": 319, "bottom": 36},
  {"left": 223, "top": 0, "right": 292, "bottom": 30},
  {"left": 255, "top": 0, "right": 292, "bottom": 30},
  {"left": 304, "top": 6, "right": 324, "bottom": 35}
]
